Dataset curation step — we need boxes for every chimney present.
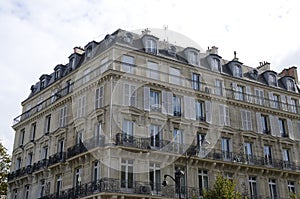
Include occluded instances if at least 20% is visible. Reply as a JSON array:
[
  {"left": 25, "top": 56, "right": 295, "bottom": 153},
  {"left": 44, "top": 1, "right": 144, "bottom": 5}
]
[
  {"left": 74, "top": 46, "right": 85, "bottom": 55},
  {"left": 279, "top": 66, "right": 298, "bottom": 83},
  {"left": 257, "top": 61, "right": 270, "bottom": 73},
  {"left": 206, "top": 46, "right": 219, "bottom": 55}
]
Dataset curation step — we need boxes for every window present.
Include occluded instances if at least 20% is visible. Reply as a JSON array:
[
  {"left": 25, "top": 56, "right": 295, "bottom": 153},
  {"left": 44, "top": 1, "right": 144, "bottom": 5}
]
[
  {"left": 198, "top": 170, "right": 208, "bottom": 196},
  {"left": 150, "top": 90, "right": 160, "bottom": 111},
  {"left": 82, "top": 68, "right": 90, "bottom": 84},
  {"left": 249, "top": 177, "right": 258, "bottom": 198},
  {"left": 121, "top": 159, "right": 134, "bottom": 188},
  {"left": 13, "top": 189, "right": 18, "bottom": 199},
  {"left": 37, "top": 97, "right": 43, "bottom": 111},
  {"left": 244, "top": 142, "right": 253, "bottom": 163},
  {"left": 255, "top": 89, "right": 264, "bottom": 105},
  {"left": 173, "top": 95, "right": 182, "bottom": 116},
  {"left": 57, "top": 139, "right": 64, "bottom": 157},
  {"left": 169, "top": 67, "right": 180, "bottom": 85},
  {"left": 122, "top": 120, "right": 134, "bottom": 143},
  {"left": 288, "top": 181, "right": 295, "bottom": 194},
  {"left": 145, "top": 39, "right": 157, "bottom": 54},
  {"left": 269, "top": 74, "right": 277, "bottom": 86},
  {"left": 42, "top": 146, "right": 48, "bottom": 160},
  {"left": 175, "top": 165, "right": 186, "bottom": 195},
  {"left": 212, "top": 58, "right": 221, "bottom": 71},
  {"left": 59, "top": 106, "right": 67, "bottom": 128},
  {"left": 278, "top": 118, "right": 287, "bottom": 137},
  {"left": 40, "top": 78, "right": 46, "bottom": 89},
  {"left": 236, "top": 85, "right": 244, "bottom": 101},
  {"left": 27, "top": 152, "right": 33, "bottom": 166},
  {"left": 273, "top": 94, "right": 280, "bottom": 109},
  {"left": 123, "top": 84, "right": 136, "bottom": 107},
  {"left": 188, "top": 51, "right": 198, "bottom": 65},
  {"left": 150, "top": 125, "right": 161, "bottom": 148},
  {"left": 268, "top": 179, "right": 277, "bottom": 199},
  {"left": 86, "top": 46, "right": 92, "bottom": 58},
  {"left": 241, "top": 110, "right": 252, "bottom": 131},
  {"left": 215, "top": 79, "right": 223, "bottom": 96},
  {"left": 93, "top": 161, "right": 100, "bottom": 183},
  {"left": 39, "top": 180, "right": 45, "bottom": 197},
  {"left": 44, "top": 115, "right": 51, "bottom": 134},
  {"left": 16, "top": 157, "right": 21, "bottom": 170},
  {"left": 264, "top": 145, "right": 272, "bottom": 165},
  {"left": 100, "top": 57, "right": 109, "bottom": 73},
  {"left": 233, "top": 65, "right": 242, "bottom": 77},
  {"left": 282, "top": 149, "right": 291, "bottom": 168},
  {"left": 290, "top": 98, "right": 297, "bottom": 113},
  {"left": 74, "top": 167, "right": 82, "bottom": 187},
  {"left": 221, "top": 138, "right": 231, "bottom": 160},
  {"left": 70, "top": 57, "right": 76, "bottom": 69},
  {"left": 195, "top": 100, "right": 205, "bottom": 121},
  {"left": 50, "top": 90, "right": 58, "bottom": 103},
  {"left": 24, "top": 185, "right": 30, "bottom": 199},
  {"left": 95, "top": 86, "right": 104, "bottom": 109},
  {"left": 147, "top": 61, "right": 159, "bottom": 79},
  {"left": 76, "top": 96, "right": 86, "bottom": 118},
  {"left": 19, "top": 129, "right": 25, "bottom": 146},
  {"left": 261, "top": 115, "right": 270, "bottom": 134},
  {"left": 149, "top": 163, "right": 161, "bottom": 191},
  {"left": 121, "top": 55, "right": 135, "bottom": 73},
  {"left": 287, "top": 79, "right": 295, "bottom": 91},
  {"left": 174, "top": 129, "right": 183, "bottom": 153},
  {"left": 192, "top": 73, "right": 201, "bottom": 90},
  {"left": 219, "top": 105, "right": 230, "bottom": 126},
  {"left": 76, "top": 131, "right": 83, "bottom": 145},
  {"left": 30, "top": 123, "right": 36, "bottom": 141},
  {"left": 56, "top": 175, "right": 62, "bottom": 194},
  {"left": 94, "top": 122, "right": 104, "bottom": 145}
]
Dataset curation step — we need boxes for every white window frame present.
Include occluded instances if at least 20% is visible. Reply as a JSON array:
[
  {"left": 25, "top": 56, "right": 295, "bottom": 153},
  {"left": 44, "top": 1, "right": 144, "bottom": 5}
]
[
  {"left": 241, "top": 110, "right": 252, "bottom": 131},
  {"left": 76, "top": 95, "right": 86, "bottom": 118},
  {"left": 150, "top": 125, "right": 161, "bottom": 148},
  {"left": 123, "top": 83, "right": 136, "bottom": 107},
  {"left": 121, "top": 159, "right": 134, "bottom": 189},
  {"left": 59, "top": 106, "right": 67, "bottom": 127},
  {"left": 95, "top": 86, "right": 104, "bottom": 109},
  {"left": 219, "top": 105, "right": 230, "bottom": 126},
  {"left": 121, "top": 55, "right": 135, "bottom": 73},
  {"left": 169, "top": 67, "right": 181, "bottom": 85},
  {"left": 198, "top": 169, "right": 208, "bottom": 196},
  {"left": 268, "top": 179, "right": 277, "bottom": 199},
  {"left": 147, "top": 61, "right": 159, "bottom": 80},
  {"left": 149, "top": 163, "right": 161, "bottom": 191},
  {"left": 249, "top": 177, "right": 258, "bottom": 198}
]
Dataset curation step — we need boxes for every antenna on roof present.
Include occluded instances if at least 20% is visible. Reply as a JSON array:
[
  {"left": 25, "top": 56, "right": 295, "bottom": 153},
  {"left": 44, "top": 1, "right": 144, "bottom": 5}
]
[{"left": 163, "top": 24, "right": 168, "bottom": 42}]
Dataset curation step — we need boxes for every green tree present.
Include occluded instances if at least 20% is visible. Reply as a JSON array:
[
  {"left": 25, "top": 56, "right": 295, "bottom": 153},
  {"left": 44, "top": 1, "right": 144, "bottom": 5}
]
[
  {"left": 0, "top": 142, "right": 11, "bottom": 197},
  {"left": 204, "top": 173, "right": 242, "bottom": 199}
]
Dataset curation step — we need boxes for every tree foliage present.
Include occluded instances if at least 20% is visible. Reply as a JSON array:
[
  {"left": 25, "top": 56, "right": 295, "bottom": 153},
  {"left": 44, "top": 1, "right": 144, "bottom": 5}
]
[
  {"left": 0, "top": 142, "right": 11, "bottom": 197},
  {"left": 204, "top": 173, "right": 242, "bottom": 199}
]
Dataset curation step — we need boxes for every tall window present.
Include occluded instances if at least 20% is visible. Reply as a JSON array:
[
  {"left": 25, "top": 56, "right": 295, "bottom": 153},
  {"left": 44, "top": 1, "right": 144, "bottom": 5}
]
[
  {"left": 174, "top": 129, "right": 183, "bottom": 153},
  {"left": 44, "top": 114, "right": 51, "bottom": 134},
  {"left": 175, "top": 165, "right": 186, "bottom": 195},
  {"left": 278, "top": 118, "right": 287, "bottom": 137},
  {"left": 76, "top": 131, "right": 83, "bottom": 145},
  {"left": 121, "top": 55, "right": 135, "bottom": 73},
  {"left": 74, "top": 167, "right": 82, "bottom": 187},
  {"left": 241, "top": 110, "right": 252, "bottom": 131},
  {"left": 268, "top": 179, "right": 277, "bottom": 199},
  {"left": 244, "top": 142, "right": 253, "bottom": 163},
  {"left": 39, "top": 180, "right": 45, "bottom": 198},
  {"left": 288, "top": 181, "right": 295, "bottom": 194},
  {"left": 121, "top": 159, "right": 133, "bottom": 189},
  {"left": 212, "top": 58, "right": 221, "bottom": 71},
  {"left": 222, "top": 138, "right": 231, "bottom": 160},
  {"left": 236, "top": 85, "right": 244, "bottom": 101},
  {"left": 24, "top": 185, "right": 30, "bottom": 199},
  {"left": 264, "top": 145, "right": 272, "bottom": 165},
  {"left": 290, "top": 98, "right": 297, "bottom": 113},
  {"left": 95, "top": 86, "right": 104, "bottom": 109},
  {"left": 261, "top": 115, "right": 270, "bottom": 134},
  {"left": 188, "top": 51, "right": 198, "bottom": 65},
  {"left": 56, "top": 175, "right": 62, "bottom": 195},
  {"left": 287, "top": 79, "right": 295, "bottom": 91},
  {"left": 169, "top": 67, "right": 180, "bottom": 85},
  {"left": 282, "top": 149, "right": 291, "bottom": 168},
  {"left": 150, "top": 125, "right": 160, "bottom": 148},
  {"left": 195, "top": 100, "right": 205, "bottom": 121},
  {"left": 100, "top": 57, "right": 109, "bottom": 73},
  {"left": 215, "top": 79, "right": 223, "bottom": 96},
  {"left": 233, "top": 65, "right": 242, "bottom": 77},
  {"left": 173, "top": 95, "right": 182, "bottom": 116},
  {"left": 255, "top": 89, "right": 264, "bottom": 105},
  {"left": 122, "top": 120, "right": 134, "bottom": 143},
  {"left": 76, "top": 96, "right": 86, "bottom": 118},
  {"left": 94, "top": 122, "right": 103, "bottom": 145},
  {"left": 86, "top": 46, "right": 92, "bottom": 58},
  {"left": 273, "top": 94, "right": 280, "bottom": 109},
  {"left": 42, "top": 146, "right": 48, "bottom": 160},
  {"left": 219, "top": 105, "right": 230, "bottom": 126},
  {"left": 30, "top": 123, "right": 36, "bottom": 141},
  {"left": 57, "top": 139, "right": 64, "bottom": 158},
  {"left": 249, "top": 177, "right": 258, "bottom": 198},
  {"left": 192, "top": 73, "right": 201, "bottom": 90},
  {"left": 149, "top": 163, "right": 161, "bottom": 191},
  {"left": 93, "top": 161, "right": 100, "bottom": 183},
  {"left": 147, "top": 61, "right": 159, "bottom": 79},
  {"left": 269, "top": 74, "right": 277, "bottom": 86},
  {"left": 123, "top": 84, "right": 136, "bottom": 107},
  {"left": 59, "top": 106, "right": 67, "bottom": 128},
  {"left": 82, "top": 68, "right": 90, "bottom": 84},
  {"left": 145, "top": 39, "right": 157, "bottom": 54},
  {"left": 16, "top": 157, "right": 21, "bottom": 170},
  {"left": 19, "top": 129, "right": 25, "bottom": 146},
  {"left": 150, "top": 90, "right": 160, "bottom": 111},
  {"left": 198, "top": 170, "right": 208, "bottom": 196},
  {"left": 27, "top": 152, "right": 33, "bottom": 166},
  {"left": 13, "top": 189, "right": 18, "bottom": 199}
]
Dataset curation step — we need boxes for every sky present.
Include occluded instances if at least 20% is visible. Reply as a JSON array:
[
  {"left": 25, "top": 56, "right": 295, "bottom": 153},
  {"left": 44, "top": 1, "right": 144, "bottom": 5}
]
[{"left": 0, "top": 0, "right": 300, "bottom": 154}]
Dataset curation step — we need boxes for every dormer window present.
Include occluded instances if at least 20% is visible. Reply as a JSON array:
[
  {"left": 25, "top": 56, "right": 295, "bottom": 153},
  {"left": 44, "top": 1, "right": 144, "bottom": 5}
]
[
  {"left": 145, "top": 39, "right": 157, "bottom": 54},
  {"left": 233, "top": 64, "right": 242, "bottom": 77},
  {"left": 188, "top": 51, "right": 199, "bottom": 66},
  {"left": 55, "top": 69, "right": 60, "bottom": 80},
  {"left": 86, "top": 46, "right": 92, "bottom": 58},
  {"left": 269, "top": 74, "right": 277, "bottom": 86},
  {"left": 212, "top": 58, "right": 221, "bottom": 71},
  {"left": 124, "top": 32, "right": 133, "bottom": 44},
  {"left": 41, "top": 78, "right": 46, "bottom": 89},
  {"left": 287, "top": 79, "right": 295, "bottom": 91},
  {"left": 168, "top": 46, "right": 176, "bottom": 57},
  {"left": 70, "top": 57, "right": 75, "bottom": 69}
]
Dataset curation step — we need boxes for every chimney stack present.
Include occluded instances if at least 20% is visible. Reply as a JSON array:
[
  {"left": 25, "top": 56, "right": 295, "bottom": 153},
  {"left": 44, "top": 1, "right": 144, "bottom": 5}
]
[
  {"left": 278, "top": 66, "right": 298, "bottom": 83},
  {"left": 74, "top": 46, "right": 85, "bottom": 55},
  {"left": 206, "top": 46, "right": 218, "bottom": 55},
  {"left": 257, "top": 61, "right": 270, "bottom": 73}
]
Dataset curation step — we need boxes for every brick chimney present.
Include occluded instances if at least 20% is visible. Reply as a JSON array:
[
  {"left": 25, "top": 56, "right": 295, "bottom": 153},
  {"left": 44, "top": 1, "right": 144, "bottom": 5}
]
[
  {"left": 278, "top": 66, "right": 298, "bottom": 83},
  {"left": 74, "top": 46, "right": 85, "bottom": 55}
]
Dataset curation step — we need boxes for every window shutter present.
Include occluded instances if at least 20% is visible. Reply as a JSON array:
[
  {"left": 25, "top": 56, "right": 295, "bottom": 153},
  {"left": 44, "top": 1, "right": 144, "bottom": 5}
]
[
  {"left": 190, "top": 98, "right": 196, "bottom": 120},
  {"left": 130, "top": 85, "right": 136, "bottom": 107},
  {"left": 287, "top": 96, "right": 292, "bottom": 112},
  {"left": 241, "top": 110, "right": 246, "bottom": 130},
  {"left": 232, "top": 83, "right": 238, "bottom": 99},
  {"left": 184, "top": 96, "right": 190, "bottom": 119},
  {"left": 144, "top": 87, "right": 150, "bottom": 111},
  {"left": 225, "top": 106, "right": 230, "bottom": 126},
  {"left": 222, "top": 81, "right": 226, "bottom": 97},
  {"left": 219, "top": 105, "right": 224, "bottom": 125},
  {"left": 162, "top": 91, "right": 168, "bottom": 114},
  {"left": 167, "top": 91, "right": 174, "bottom": 116},
  {"left": 246, "top": 86, "right": 252, "bottom": 103},
  {"left": 256, "top": 113, "right": 263, "bottom": 134},
  {"left": 281, "top": 95, "right": 287, "bottom": 111},
  {"left": 123, "top": 84, "right": 130, "bottom": 106},
  {"left": 287, "top": 119, "right": 294, "bottom": 140},
  {"left": 268, "top": 92, "right": 274, "bottom": 108},
  {"left": 95, "top": 88, "right": 99, "bottom": 109},
  {"left": 205, "top": 101, "right": 212, "bottom": 124},
  {"left": 247, "top": 111, "right": 252, "bottom": 130},
  {"left": 270, "top": 115, "right": 280, "bottom": 137}
]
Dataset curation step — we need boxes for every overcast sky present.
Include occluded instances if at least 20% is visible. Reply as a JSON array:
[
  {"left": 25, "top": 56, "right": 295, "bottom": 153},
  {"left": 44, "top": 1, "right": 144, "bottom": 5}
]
[{"left": 1, "top": 0, "right": 300, "bottom": 154}]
